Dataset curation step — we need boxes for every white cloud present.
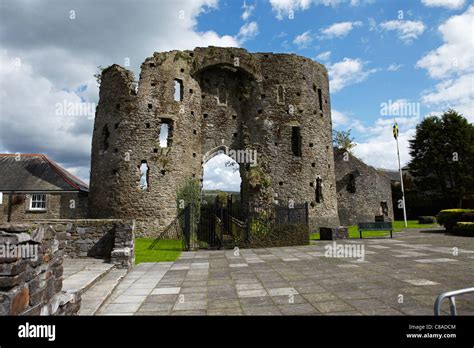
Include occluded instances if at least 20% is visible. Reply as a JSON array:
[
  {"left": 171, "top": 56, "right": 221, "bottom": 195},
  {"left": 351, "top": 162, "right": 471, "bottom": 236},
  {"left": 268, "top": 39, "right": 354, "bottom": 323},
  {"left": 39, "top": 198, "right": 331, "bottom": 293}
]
[
  {"left": 354, "top": 128, "right": 415, "bottom": 170},
  {"left": 320, "top": 21, "right": 362, "bottom": 39},
  {"left": 237, "top": 21, "right": 259, "bottom": 43},
  {"left": 293, "top": 30, "right": 313, "bottom": 48},
  {"left": 416, "top": 6, "right": 474, "bottom": 121},
  {"left": 332, "top": 109, "right": 350, "bottom": 127},
  {"left": 421, "top": 74, "right": 474, "bottom": 120},
  {"left": 0, "top": 0, "right": 240, "bottom": 182},
  {"left": 387, "top": 63, "right": 403, "bottom": 71},
  {"left": 380, "top": 20, "right": 426, "bottom": 43},
  {"left": 416, "top": 5, "right": 474, "bottom": 79},
  {"left": 315, "top": 51, "right": 331, "bottom": 61},
  {"left": 203, "top": 153, "right": 241, "bottom": 191},
  {"left": 328, "top": 57, "right": 378, "bottom": 92},
  {"left": 421, "top": 0, "right": 466, "bottom": 10},
  {"left": 242, "top": 1, "right": 256, "bottom": 20},
  {"left": 269, "top": 0, "right": 374, "bottom": 19}
]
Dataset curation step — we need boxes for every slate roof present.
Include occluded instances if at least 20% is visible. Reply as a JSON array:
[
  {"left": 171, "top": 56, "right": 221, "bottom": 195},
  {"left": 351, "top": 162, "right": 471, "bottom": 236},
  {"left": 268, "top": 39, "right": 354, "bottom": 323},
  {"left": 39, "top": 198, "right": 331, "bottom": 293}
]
[{"left": 0, "top": 154, "right": 89, "bottom": 192}]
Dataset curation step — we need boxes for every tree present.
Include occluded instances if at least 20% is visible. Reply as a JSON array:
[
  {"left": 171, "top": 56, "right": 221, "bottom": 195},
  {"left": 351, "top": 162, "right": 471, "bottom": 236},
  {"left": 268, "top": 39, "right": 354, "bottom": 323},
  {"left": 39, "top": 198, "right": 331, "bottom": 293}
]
[
  {"left": 333, "top": 129, "right": 356, "bottom": 153},
  {"left": 408, "top": 109, "right": 474, "bottom": 208}
]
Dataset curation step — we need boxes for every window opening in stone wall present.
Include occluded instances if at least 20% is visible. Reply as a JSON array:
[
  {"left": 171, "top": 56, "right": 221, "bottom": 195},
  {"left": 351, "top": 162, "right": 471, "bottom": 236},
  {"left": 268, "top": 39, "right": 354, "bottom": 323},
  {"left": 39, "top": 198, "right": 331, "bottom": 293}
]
[
  {"left": 159, "top": 120, "right": 172, "bottom": 147},
  {"left": 291, "top": 127, "right": 302, "bottom": 157},
  {"left": 318, "top": 88, "right": 323, "bottom": 111},
  {"left": 316, "top": 177, "right": 322, "bottom": 203},
  {"left": 174, "top": 79, "right": 183, "bottom": 102},
  {"left": 380, "top": 201, "right": 389, "bottom": 216},
  {"left": 139, "top": 161, "right": 149, "bottom": 190},
  {"left": 101, "top": 125, "right": 110, "bottom": 151},
  {"left": 347, "top": 174, "right": 356, "bottom": 193},
  {"left": 277, "top": 85, "right": 284, "bottom": 104},
  {"left": 217, "top": 83, "right": 227, "bottom": 105}
]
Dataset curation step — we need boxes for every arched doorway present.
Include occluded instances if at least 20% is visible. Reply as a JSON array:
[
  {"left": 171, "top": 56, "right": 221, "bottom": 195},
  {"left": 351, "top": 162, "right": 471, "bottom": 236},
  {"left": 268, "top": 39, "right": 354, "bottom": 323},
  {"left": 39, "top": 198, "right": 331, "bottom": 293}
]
[{"left": 197, "top": 146, "right": 248, "bottom": 249}]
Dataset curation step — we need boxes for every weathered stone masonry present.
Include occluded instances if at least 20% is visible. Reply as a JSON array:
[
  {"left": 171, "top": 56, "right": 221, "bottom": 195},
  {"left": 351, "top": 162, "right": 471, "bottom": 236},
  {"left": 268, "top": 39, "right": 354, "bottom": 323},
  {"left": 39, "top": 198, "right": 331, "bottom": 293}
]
[
  {"left": 89, "top": 47, "right": 340, "bottom": 236},
  {"left": 0, "top": 224, "right": 80, "bottom": 315},
  {"left": 334, "top": 149, "right": 394, "bottom": 226}
]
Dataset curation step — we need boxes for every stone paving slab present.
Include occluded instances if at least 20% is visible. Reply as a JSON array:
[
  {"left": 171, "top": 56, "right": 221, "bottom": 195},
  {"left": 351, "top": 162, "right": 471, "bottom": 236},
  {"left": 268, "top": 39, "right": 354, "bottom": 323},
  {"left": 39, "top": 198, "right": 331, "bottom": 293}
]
[{"left": 98, "top": 229, "right": 474, "bottom": 316}]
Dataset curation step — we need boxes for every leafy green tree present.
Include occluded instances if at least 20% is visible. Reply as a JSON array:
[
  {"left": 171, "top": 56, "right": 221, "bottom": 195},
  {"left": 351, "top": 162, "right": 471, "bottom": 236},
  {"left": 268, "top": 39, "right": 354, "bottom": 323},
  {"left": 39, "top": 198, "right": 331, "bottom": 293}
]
[
  {"left": 408, "top": 109, "right": 474, "bottom": 208},
  {"left": 333, "top": 129, "right": 356, "bottom": 153}
]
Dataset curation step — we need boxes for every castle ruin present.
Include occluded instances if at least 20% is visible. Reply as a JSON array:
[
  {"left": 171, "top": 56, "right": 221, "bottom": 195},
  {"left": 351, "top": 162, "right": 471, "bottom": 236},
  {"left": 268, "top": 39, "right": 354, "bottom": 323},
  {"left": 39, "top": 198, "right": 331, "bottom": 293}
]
[{"left": 88, "top": 47, "right": 340, "bottom": 235}]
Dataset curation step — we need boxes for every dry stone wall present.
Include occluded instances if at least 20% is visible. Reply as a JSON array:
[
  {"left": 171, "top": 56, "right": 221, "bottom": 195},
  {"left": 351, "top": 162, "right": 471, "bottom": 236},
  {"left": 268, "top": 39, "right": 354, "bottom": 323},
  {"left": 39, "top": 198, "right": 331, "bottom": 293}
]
[{"left": 0, "top": 224, "right": 80, "bottom": 315}]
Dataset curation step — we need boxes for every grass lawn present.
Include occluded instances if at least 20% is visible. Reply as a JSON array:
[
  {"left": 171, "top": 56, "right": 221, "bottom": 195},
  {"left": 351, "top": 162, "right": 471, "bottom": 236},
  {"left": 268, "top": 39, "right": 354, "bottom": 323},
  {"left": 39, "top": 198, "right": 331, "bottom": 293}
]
[
  {"left": 135, "top": 238, "right": 182, "bottom": 264},
  {"left": 310, "top": 220, "right": 438, "bottom": 240}
]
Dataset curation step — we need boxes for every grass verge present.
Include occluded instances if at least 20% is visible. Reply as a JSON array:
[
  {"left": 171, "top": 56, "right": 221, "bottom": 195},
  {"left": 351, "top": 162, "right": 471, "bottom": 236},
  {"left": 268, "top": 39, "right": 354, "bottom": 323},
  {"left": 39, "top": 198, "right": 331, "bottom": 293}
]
[
  {"left": 310, "top": 220, "right": 438, "bottom": 240},
  {"left": 135, "top": 238, "right": 182, "bottom": 264}
]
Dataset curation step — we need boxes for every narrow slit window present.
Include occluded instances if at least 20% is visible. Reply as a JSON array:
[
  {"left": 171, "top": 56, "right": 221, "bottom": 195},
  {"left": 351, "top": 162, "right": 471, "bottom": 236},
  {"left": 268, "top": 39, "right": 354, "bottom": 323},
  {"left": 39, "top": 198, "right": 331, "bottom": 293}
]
[
  {"left": 101, "top": 125, "right": 110, "bottom": 151},
  {"left": 318, "top": 88, "right": 323, "bottom": 111},
  {"left": 174, "top": 79, "right": 183, "bottom": 102},
  {"left": 315, "top": 178, "right": 322, "bottom": 203},
  {"left": 277, "top": 85, "right": 284, "bottom": 104},
  {"left": 217, "top": 84, "right": 227, "bottom": 105},
  {"left": 347, "top": 174, "right": 356, "bottom": 193},
  {"left": 291, "top": 127, "right": 302, "bottom": 157},
  {"left": 159, "top": 119, "right": 173, "bottom": 147},
  {"left": 139, "top": 161, "right": 149, "bottom": 190}
]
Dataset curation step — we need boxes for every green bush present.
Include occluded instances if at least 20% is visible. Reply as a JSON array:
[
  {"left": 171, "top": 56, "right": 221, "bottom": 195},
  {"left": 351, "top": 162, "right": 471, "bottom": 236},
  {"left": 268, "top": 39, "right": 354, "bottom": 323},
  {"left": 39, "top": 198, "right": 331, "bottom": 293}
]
[
  {"left": 455, "top": 222, "right": 474, "bottom": 229},
  {"left": 436, "top": 209, "right": 474, "bottom": 231},
  {"left": 418, "top": 216, "right": 436, "bottom": 224},
  {"left": 452, "top": 222, "right": 474, "bottom": 236}
]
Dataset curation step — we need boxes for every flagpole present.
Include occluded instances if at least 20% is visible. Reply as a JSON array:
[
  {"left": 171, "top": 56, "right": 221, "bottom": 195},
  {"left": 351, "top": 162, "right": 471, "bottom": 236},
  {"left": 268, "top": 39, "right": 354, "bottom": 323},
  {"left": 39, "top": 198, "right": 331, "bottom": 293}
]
[{"left": 394, "top": 116, "right": 408, "bottom": 228}]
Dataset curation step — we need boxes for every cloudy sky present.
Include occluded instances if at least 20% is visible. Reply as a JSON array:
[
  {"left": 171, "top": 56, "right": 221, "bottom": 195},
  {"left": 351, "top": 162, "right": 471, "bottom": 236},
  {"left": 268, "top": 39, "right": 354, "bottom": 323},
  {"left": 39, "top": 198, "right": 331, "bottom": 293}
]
[{"left": 0, "top": 0, "right": 472, "bottom": 192}]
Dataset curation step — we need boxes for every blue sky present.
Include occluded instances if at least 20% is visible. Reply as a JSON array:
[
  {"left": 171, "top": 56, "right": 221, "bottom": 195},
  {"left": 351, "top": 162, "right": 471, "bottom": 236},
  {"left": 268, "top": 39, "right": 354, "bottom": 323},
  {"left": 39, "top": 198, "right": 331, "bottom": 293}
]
[{"left": 0, "top": 0, "right": 472, "bottom": 191}]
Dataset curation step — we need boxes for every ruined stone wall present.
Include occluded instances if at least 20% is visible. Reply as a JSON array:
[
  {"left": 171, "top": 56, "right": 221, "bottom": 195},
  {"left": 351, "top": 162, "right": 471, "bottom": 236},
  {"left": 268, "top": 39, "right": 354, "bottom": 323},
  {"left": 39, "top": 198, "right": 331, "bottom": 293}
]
[
  {"left": 0, "top": 192, "right": 88, "bottom": 224},
  {"left": 0, "top": 224, "right": 80, "bottom": 315},
  {"left": 334, "top": 149, "right": 394, "bottom": 226},
  {"left": 29, "top": 219, "right": 135, "bottom": 269},
  {"left": 89, "top": 47, "right": 340, "bottom": 236}
]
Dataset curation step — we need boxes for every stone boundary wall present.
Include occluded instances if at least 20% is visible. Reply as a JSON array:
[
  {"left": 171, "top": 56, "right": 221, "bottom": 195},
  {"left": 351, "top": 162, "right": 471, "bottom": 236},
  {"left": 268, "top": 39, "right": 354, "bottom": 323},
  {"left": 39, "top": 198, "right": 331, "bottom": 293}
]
[
  {"left": 0, "top": 224, "right": 80, "bottom": 315},
  {"left": 31, "top": 219, "right": 135, "bottom": 269}
]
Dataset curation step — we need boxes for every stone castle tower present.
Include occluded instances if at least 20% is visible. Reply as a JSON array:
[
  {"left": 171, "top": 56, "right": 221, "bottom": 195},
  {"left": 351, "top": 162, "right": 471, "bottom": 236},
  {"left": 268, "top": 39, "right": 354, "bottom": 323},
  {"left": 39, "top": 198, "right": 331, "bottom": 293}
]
[{"left": 89, "top": 47, "right": 340, "bottom": 235}]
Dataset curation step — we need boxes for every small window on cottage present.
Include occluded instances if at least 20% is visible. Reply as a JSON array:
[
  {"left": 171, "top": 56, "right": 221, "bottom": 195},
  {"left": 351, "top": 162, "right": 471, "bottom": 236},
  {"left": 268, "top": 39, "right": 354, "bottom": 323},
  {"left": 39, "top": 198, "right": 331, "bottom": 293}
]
[
  {"left": 30, "top": 194, "right": 47, "bottom": 210},
  {"left": 174, "top": 79, "right": 183, "bottom": 102},
  {"left": 139, "top": 161, "right": 149, "bottom": 190},
  {"left": 347, "top": 174, "right": 356, "bottom": 193},
  {"left": 159, "top": 119, "right": 173, "bottom": 147},
  {"left": 291, "top": 127, "right": 302, "bottom": 157},
  {"left": 277, "top": 85, "right": 284, "bottom": 104},
  {"left": 0, "top": 192, "right": 3, "bottom": 205},
  {"left": 315, "top": 178, "right": 322, "bottom": 203}
]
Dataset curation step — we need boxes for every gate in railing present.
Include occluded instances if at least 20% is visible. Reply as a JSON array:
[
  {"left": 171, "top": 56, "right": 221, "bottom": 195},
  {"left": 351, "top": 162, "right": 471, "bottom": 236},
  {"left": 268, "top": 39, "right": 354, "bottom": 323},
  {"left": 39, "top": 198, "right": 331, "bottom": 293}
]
[{"left": 183, "top": 201, "right": 309, "bottom": 251}]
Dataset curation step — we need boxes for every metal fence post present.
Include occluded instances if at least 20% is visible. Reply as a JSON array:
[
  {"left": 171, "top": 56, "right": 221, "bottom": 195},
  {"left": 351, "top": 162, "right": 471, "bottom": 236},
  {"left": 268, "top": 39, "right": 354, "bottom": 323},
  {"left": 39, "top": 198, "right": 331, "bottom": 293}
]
[{"left": 184, "top": 204, "right": 191, "bottom": 251}]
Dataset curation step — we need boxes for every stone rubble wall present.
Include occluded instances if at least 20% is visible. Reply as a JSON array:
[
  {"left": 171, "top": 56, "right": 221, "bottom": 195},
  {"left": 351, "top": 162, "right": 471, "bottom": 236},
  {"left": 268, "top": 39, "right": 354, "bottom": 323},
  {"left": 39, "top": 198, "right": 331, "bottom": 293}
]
[
  {"left": 31, "top": 219, "right": 135, "bottom": 269},
  {"left": 0, "top": 223, "right": 80, "bottom": 315}
]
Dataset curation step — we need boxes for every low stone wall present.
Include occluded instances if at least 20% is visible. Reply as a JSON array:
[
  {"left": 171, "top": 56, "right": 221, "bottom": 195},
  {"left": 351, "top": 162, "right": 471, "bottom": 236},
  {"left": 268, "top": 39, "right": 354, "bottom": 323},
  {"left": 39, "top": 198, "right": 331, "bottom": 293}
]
[
  {"left": 33, "top": 219, "right": 135, "bottom": 269},
  {"left": 0, "top": 224, "right": 80, "bottom": 315}
]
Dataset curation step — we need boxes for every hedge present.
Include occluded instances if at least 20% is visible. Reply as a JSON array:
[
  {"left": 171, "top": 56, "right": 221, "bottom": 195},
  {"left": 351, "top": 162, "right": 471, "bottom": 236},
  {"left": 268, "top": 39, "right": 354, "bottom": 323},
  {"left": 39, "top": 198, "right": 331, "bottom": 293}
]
[
  {"left": 452, "top": 222, "right": 474, "bottom": 236},
  {"left": 437, "top": 209, "right": 474, "bottom": 231}
]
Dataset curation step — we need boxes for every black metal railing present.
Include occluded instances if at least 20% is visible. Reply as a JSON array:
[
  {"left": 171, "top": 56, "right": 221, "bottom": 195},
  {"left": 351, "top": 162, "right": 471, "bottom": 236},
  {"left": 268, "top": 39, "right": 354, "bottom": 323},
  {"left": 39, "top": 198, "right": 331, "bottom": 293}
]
[{"left": 150, "top": 201, "right": 309, "bottom": 251}]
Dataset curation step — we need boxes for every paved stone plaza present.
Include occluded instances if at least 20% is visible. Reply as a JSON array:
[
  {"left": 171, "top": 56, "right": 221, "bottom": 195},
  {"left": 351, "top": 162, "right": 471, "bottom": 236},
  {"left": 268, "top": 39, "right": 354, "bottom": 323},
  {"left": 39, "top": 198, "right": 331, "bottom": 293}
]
[{"left": 84, "top": 230, "right": 474, "bottom": 316}]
